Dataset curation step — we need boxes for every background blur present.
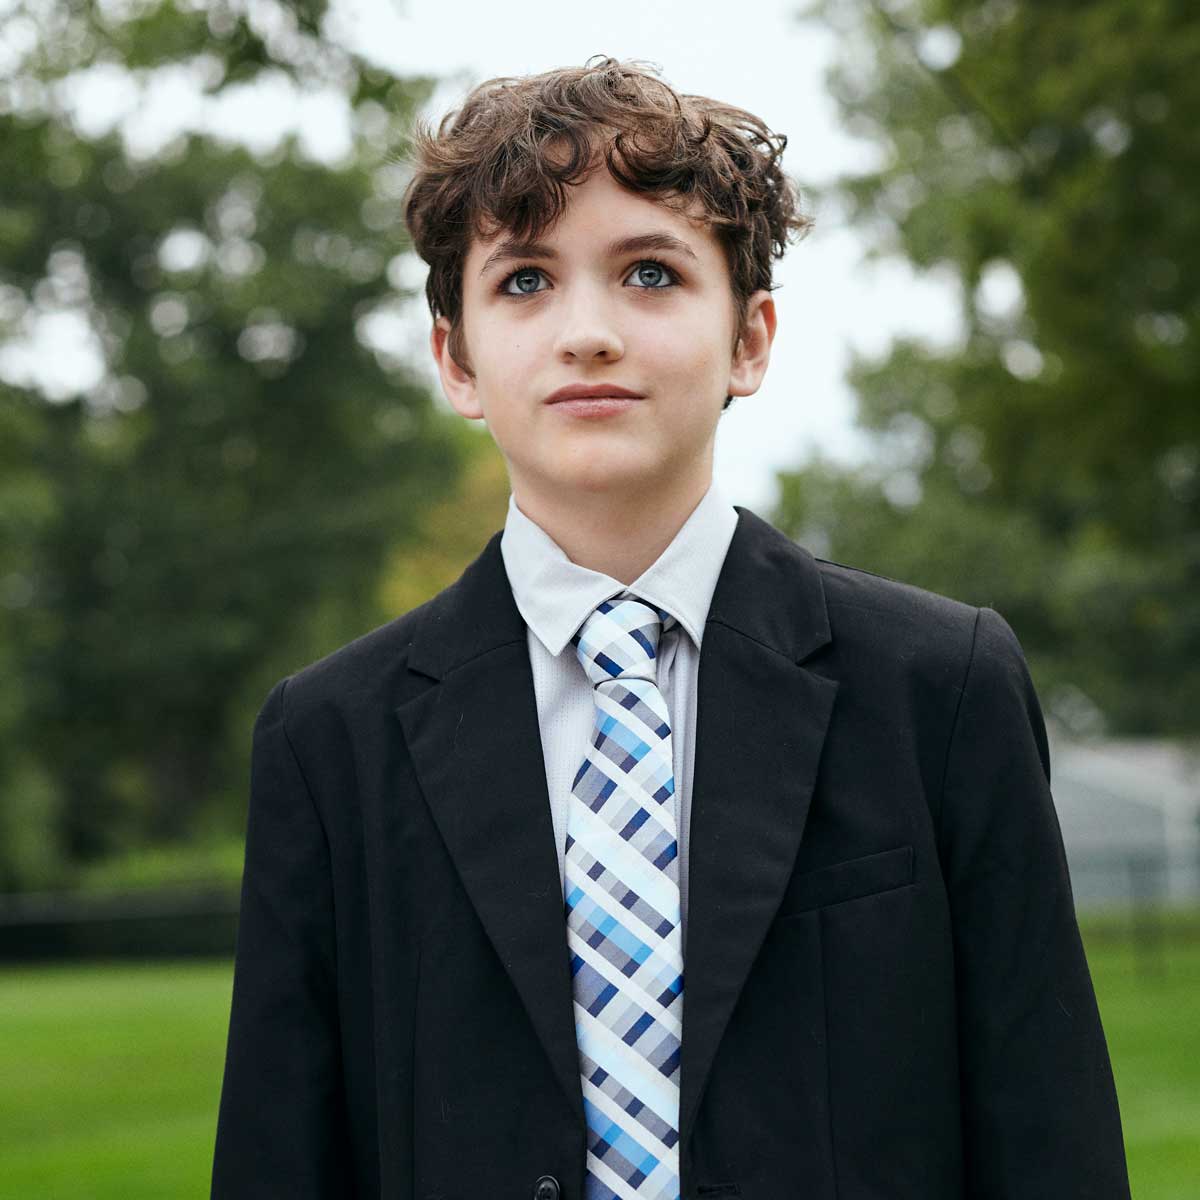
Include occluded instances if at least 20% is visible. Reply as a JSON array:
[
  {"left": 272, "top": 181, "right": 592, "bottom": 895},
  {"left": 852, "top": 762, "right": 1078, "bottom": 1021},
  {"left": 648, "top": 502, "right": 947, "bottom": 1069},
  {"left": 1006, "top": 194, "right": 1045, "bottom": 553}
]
[{"left": 1, "top": 0, "right": 1197, "bottom": 1195}]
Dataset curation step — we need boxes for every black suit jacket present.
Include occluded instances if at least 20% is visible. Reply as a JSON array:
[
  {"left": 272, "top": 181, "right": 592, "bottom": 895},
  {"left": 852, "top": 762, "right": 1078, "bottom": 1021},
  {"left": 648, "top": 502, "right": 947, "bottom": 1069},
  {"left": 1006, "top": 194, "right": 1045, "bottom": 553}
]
[{"left": 212, "top": 505, "right": 1130, "bottom": 1199}]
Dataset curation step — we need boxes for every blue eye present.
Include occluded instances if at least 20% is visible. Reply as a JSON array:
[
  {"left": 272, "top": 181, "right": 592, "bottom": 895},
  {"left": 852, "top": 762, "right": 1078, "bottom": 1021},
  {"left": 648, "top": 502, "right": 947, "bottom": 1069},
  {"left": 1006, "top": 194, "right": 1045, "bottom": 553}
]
[
  {"left": 627, "top": 260, "right": 676, "bottom": 288},
  {"left": 501, "top": 267, "right": 547, "bottom": 295}
]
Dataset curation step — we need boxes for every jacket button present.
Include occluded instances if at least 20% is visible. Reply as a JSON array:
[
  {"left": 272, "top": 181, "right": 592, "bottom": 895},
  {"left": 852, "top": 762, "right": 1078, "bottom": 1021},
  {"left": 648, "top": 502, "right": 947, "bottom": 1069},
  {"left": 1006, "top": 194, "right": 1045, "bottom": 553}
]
[{"left": 533, "top": 1176, "right": 560, "bottom": 1200}]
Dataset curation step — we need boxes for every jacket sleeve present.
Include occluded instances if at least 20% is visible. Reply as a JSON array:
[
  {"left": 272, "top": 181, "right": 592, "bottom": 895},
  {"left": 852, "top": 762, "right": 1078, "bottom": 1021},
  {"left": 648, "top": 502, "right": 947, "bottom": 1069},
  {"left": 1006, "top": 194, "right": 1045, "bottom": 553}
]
[
  {"left": 939, "top": 607, "right": 1131, "bottom": 1199},
  {"left": 211, "top": 676, "right": 352, "bottom": 1198}
]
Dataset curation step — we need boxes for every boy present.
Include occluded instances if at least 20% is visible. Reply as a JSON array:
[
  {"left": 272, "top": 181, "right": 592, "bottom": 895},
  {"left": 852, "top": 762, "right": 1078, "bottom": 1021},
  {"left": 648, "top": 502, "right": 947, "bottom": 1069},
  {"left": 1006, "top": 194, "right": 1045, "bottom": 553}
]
[{"left": 212, "top": 57, "right": 1130, "bottom": 1200}]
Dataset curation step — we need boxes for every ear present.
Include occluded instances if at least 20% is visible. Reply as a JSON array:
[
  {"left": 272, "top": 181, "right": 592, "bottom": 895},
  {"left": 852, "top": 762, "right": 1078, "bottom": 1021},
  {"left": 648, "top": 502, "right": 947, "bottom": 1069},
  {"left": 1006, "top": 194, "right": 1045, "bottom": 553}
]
[
  {"left": 727, "top": 289, "right": 777, "bottom": 400},
  {"left": 430, "top": 316, "right": 483, "bottom": 420}
]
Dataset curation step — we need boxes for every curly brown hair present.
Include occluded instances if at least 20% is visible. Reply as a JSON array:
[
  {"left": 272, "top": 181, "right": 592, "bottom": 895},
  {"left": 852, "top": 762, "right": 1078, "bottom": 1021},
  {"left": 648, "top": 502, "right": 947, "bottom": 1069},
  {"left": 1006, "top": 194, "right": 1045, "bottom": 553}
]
[{"left": 401, "top": 56, "right": 813, "bottom": 410}]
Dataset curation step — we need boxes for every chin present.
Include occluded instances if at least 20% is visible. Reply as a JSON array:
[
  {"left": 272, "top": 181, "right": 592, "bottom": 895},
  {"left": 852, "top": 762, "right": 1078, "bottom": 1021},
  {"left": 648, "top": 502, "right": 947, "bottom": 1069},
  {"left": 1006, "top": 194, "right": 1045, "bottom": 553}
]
[
  {"left": 552, "top": 462, "right": 656, "bottom": 498},
  {"left": 540, "top": 440, "right": 641, "bottom": 479}
]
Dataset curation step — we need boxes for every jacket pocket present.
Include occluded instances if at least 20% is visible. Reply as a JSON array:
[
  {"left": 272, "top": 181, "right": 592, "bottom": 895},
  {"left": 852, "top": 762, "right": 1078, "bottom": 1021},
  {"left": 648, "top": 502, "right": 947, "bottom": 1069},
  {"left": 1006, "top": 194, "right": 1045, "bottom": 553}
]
[{"left": 776, "top": 844, "right": 914, "bottom": 918}]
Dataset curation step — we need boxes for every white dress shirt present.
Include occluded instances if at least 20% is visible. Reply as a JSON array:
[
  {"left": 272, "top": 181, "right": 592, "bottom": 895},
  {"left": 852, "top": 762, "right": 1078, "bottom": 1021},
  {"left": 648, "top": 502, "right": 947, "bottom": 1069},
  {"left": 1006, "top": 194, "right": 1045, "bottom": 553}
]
[{"left": 499, "top": 479, "right": 739, "bottom": 953}]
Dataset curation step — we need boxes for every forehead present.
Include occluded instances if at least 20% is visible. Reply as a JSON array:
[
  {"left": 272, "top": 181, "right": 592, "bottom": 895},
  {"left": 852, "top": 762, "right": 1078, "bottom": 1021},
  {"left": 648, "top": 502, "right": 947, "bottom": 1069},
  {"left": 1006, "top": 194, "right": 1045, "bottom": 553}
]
[{"left": 464, "top": 166, "right": 725, "bottom": 277}]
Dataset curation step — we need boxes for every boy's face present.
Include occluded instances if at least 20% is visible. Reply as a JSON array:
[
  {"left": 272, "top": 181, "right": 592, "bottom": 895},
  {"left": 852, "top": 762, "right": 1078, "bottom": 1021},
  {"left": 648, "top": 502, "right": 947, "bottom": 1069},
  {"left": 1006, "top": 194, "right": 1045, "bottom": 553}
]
[{"left": 430, "top": 165, "right": 775, "bottom": 511}]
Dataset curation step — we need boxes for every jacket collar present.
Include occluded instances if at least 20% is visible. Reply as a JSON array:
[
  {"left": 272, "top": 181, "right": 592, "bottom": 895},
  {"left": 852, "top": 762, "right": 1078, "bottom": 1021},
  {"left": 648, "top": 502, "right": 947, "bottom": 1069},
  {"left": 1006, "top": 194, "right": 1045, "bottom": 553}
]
[{"left": 407, "top": 503, "right": 831, "bottom": 681}]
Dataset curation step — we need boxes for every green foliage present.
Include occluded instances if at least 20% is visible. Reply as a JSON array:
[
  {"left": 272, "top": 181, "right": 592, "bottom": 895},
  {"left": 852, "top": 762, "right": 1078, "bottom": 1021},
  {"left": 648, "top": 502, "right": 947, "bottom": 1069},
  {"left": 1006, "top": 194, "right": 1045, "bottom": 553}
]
[
  {"left": 778, "top": 0, "right": 1200, "bottom": 736},
  {"left": 72, "top": 837, "right": 246, "bottom": 891},
  {"left": 0, "top": 0, "right": 466, "bottom": 887}
]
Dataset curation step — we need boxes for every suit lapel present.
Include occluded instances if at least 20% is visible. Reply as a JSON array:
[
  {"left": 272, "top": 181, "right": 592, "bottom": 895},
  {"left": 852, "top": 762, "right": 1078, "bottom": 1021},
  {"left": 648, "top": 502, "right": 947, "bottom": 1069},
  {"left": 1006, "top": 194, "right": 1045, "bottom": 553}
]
[
  {"left": 678, "top": 506, "right": 838, "bottom": 1155},
  {"left": 394, "top": 538, "right": 586, "bottom": 1130},
  {"left": 393, "top": 504, "right": 837, "bottom": 1152}
]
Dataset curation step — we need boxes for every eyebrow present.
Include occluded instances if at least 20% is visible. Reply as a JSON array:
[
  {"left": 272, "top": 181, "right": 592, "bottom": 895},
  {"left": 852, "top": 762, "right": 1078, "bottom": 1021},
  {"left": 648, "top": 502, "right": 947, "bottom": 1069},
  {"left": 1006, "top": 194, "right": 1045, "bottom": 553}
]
[{"left": 478, "top": 231, "right": 700, "bottom": 279}]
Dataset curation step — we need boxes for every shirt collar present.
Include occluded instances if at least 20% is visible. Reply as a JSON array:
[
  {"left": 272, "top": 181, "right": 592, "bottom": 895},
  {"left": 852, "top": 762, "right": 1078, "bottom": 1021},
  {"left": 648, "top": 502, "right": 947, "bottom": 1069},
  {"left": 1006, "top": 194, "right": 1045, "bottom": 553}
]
[{"left": 500, "top": 479, "right": 739, "bottom": 659}]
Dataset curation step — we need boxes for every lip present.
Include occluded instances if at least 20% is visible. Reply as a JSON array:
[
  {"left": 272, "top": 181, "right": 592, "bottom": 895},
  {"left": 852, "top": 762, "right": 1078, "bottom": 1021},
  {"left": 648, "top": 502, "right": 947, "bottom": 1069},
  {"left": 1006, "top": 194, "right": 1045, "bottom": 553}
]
[{"left": 545, "top": 383, "right": 645, "bottom": 405}]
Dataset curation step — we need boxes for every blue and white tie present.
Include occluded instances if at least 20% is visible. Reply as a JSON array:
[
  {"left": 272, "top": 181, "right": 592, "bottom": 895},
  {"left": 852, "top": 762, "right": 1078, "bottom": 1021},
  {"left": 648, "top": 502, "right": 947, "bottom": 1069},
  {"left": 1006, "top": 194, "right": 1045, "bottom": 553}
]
[{"left": 565, "top": 593, "right": 683, "bottom": 1200}]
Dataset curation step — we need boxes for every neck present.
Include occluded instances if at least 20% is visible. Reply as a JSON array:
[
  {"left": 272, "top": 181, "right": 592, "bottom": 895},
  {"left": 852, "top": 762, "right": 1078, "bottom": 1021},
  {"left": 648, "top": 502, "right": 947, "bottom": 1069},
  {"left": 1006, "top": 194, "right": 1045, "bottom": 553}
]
[{"left": 512, "top": 470, "right": 714, "bottom": 585}]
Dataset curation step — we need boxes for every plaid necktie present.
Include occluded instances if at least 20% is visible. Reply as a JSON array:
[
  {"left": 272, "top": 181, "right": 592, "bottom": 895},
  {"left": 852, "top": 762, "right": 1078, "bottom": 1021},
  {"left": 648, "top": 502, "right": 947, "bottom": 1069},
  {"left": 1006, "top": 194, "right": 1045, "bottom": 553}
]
[{"left": 565, "top": 592, "right": 683, "bottom": 1200}]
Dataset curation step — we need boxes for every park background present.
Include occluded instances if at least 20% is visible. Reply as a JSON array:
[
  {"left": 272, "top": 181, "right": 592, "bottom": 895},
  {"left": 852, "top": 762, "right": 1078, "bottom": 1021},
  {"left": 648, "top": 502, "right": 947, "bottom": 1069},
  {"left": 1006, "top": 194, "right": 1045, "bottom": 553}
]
[{"left": 1, "top": 0, "right": 1197, "bottom": 1195}]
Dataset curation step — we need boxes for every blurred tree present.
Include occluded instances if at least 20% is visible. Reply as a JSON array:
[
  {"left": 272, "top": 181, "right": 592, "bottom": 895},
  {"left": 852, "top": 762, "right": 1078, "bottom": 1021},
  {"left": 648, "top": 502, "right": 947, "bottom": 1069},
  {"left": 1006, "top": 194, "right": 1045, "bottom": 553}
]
[
  {"left": 380, "top": 422, "right": 511, "bottom": 620},
  {"left": 777, "top": 0, "right": 1200, "bottom": 737},
  {"left": 0, "top": 0, "right": 469, "bottom": 887}
]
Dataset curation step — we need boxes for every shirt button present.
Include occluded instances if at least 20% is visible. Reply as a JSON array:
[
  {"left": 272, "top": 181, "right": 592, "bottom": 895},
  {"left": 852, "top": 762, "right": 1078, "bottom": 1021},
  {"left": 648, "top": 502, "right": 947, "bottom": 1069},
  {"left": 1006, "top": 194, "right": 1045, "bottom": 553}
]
[{"left": 532, "top": 1176, "right": 560, "bottom": 1200}]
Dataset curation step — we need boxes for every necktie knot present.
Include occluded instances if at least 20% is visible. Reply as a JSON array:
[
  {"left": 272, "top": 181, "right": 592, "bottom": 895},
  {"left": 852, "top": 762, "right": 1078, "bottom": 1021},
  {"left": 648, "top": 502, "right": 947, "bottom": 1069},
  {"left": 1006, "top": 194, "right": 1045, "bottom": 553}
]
[{"left": 572, "top": 593, "right": 677, "bottom": 688}]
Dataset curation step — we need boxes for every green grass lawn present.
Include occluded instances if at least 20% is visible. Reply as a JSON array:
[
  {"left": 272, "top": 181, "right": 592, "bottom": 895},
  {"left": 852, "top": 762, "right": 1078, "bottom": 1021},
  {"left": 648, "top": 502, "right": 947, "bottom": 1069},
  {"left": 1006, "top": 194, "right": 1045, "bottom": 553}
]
[
  {"left": 1, "top": 921, "right": 1197, "bottom": 1198},
  {"left": 1079, "top": 916, "right": 1200, "bottom": 1200},
  {"left": 0, "top": 960, "right": 232, "bottom": 1199}
]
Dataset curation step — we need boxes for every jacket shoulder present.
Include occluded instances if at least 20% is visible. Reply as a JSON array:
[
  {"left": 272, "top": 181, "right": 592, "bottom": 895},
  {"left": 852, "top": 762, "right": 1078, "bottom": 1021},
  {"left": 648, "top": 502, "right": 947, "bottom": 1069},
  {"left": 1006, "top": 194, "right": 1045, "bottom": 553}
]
[
  {"left": 815, "top": 556, "right": 978, "bottom": 624},
  {"left": 813, "top": 555, "right": 982, "bottom": 677},
  {"left": 270, "top": 590, "right": 443, "bottom": 718}
]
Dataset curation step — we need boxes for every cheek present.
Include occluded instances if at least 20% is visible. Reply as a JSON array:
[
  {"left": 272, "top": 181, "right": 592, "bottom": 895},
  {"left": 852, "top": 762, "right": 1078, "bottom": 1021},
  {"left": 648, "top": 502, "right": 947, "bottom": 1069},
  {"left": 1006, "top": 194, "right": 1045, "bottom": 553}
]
[
  {"left": 643, "top": 311, "right": 729, "bottom": 374},
  {"left": 653, "top": 343, "right": 728, "bottom": 400}
]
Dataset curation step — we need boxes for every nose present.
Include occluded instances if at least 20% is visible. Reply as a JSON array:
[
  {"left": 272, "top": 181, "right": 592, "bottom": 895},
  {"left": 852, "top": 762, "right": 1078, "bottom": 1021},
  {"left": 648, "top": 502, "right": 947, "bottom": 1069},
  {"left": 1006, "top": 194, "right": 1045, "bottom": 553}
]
[{"left": 552, "top": 281, "right": 624, "bottom": 363}]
